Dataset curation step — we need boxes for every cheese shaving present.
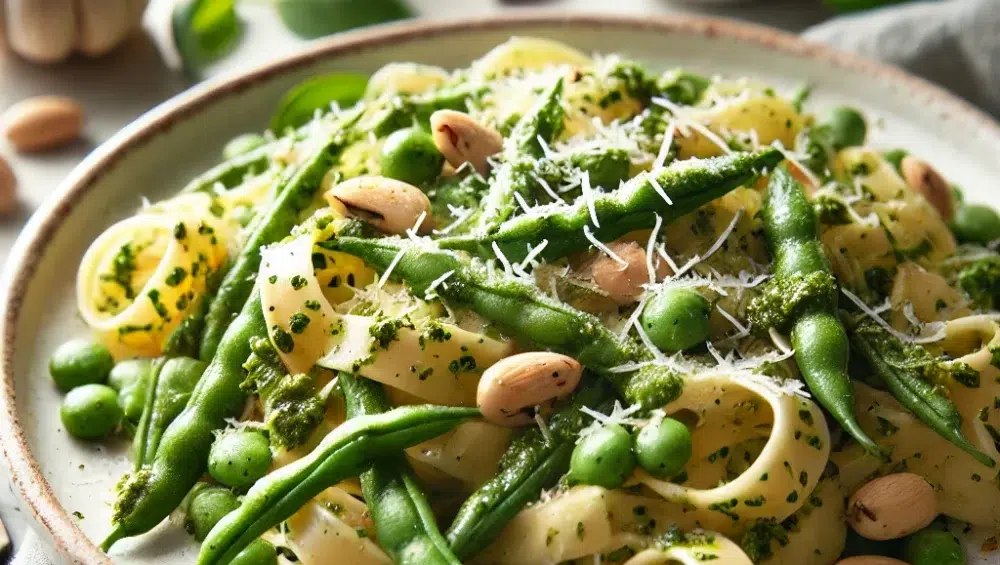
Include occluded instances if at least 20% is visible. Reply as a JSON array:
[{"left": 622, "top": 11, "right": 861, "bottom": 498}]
[
  {"left": 378, "top": 246, "right": 408, "bottom": 289},
  {"left": 841, "top": 287, "right": 946, "bottom": 344},
  {"left": 584, "top": 225, "right": 626, "bottom": 265}
]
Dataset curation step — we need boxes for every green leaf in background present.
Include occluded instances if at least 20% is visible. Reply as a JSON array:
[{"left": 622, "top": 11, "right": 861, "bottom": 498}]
[
  {"left": 823, "top": 0, "right": 908, "bottom": 12},
  {"left": 270, "top": 73, "right": 369, "bottom": 133},
  {"left": 173, "top": 0, "right": 243, "bottom": 74},
  {"left": 277, "top": 0, "right": 413, "bottom": 39}
]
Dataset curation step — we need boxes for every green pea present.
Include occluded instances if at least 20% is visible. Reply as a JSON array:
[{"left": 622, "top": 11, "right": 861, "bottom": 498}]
[
  {"left": 60, "top": 384, "right": 122, "bottom": 440},
  {"left": 640, "top": 288, "right": 711, "bottom": 353},
  {"left": 882, "top": 149, "right": 908, "bottom": 173},
  {"left": 380, "top": 127, "right": 444, "bottom": 186},
  {"left": 634, "top": 417, "right": 692, "bottom": 479},
  {"left": 229, "top": 539, "right": 278, "bottom": 565},
  {"left": 108, "top": 359, "right": 152, "bottom": 424},
  {"left": 185, "top": 486, "right": 240, "bottom": 541},
  {"left": 903, "top": 528, "right": 965, "bottom": 565},
  {"left": 208, "top": 429, "right": 272, "bottom": 489},
  {"left": 819, "top": 106, "right": 866, "bottom": 149},
  {"left": 223, "top": 133, "right": 267, "bottom": 160},
  {"left": 568, "top": 424, "right": 636, "bottom": 489},
  {"left": 950, "top": 204, "right": 1000, "bottom": 245},
  {"left": 49, "top": 339, "right": 114, "bottom": 392}
]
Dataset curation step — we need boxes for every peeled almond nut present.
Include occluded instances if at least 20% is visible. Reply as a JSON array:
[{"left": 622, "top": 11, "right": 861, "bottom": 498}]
[
  {"left": 0, "top": 156, "right": 17, "bottom": 216},
  {"left": 430, "top": 110, "right": 503, "bottom": 175},
  {"left": 590, "top": 240, "right": 669, "bottom": 304},
  {"left": 836, "top": 557, "right": 908, "bottom": 565},
  {"left": 326, "top": 176, "right": 432, "bottom": 235},
  {"left": 2, "top": 96, "right": 84, "bottom": 152},
  {"left": 847, "top": 473, "right": 936, "bottom": 540},
  {"left": 900, "top": 156, "right": 953, "bottom": 221},
  {"left": 477, "top": 352, "right": 583, "bottom": 427}
]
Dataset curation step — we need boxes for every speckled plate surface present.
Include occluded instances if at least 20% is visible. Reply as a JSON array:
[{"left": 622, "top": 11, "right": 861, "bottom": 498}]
[{"left": 2, "top": 13, "right": 999, "bottom": 565}]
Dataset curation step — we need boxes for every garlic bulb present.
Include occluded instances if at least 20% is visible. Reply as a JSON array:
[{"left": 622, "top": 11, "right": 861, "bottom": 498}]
[{"left": 3, "top": 0, "right": 148, "bottom": 63}]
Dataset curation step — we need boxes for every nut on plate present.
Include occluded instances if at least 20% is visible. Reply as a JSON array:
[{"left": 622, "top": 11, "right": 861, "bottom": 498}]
[
  {"left": 430, "top": 109, "right": 503, "bottom": 175},
  {"left": 589, "top": 239, "right": 669, "bottom": 305},
  {"left": 900, "top": 156, "right": 954, "bottom": 220},
  {"left": 326, "top": 176, "right": 432, "bottom": 235},
  {"left": 477, "top": 352, "right": 583, "bottom": 427},
  {"left": 847, "top": 472, "right": 937, "bottom": 540},
  {"left": 2, "top": 96, "right": 84, "bottom": 153}
]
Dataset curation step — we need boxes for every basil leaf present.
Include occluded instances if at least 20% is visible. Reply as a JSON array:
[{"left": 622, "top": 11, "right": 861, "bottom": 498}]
[
  {"left": 276, "top": 0, "right": 413, "bottom": 39},
  {"left": 173, "top": 0, "right": 243, "bottom": 74},
  {"left": 270, "top": 74, "right": 369, "bottom": 133}
]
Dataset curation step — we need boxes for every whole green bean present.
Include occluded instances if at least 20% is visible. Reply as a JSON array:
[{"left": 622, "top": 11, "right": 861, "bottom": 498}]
[
  {"left": 195, "top": 404, "right": 479, "bottom": 565},
  {"left": 371, "top": 84, "right": 485, "bottom": 138},
  {"left": 199, "top": 136, "right": 346, "bottom": 360},
  {"left": 180, "top": 143, "right": 276, "bottom": 194},
  {"left": 442, "top": 149, "right": 783, "bottom": 263},
  {"left": 103, "top": 289, "right": 267, "bottom": 550},
  {"left": 446, "top": 378, "right": 615, "bottom": 560},
  {"left": 761, "top": 165, "right": 884, "bottom": 458},
  {"left": 850, "top": 320, "right": 994, "bottom": 467},
  {"left": 340, "top": 373, "right": 461, "bottom": 565},
  {"left": 132, "top": 357, "right": 206, "bottom": 470},
  {"left": 475, "top": 78, "right": 565, "bottom": 233}
]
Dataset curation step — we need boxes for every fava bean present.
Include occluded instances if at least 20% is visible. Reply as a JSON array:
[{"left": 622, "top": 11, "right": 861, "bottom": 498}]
[
  {"left": 49, "top": 339, "right": 114, "bottom": 392},
  {"left": 380, "top": 127, "right": 444, "bottom": 186},
  {"left": 60, "top": 384, "right": 122, "bottom": 440},
  {"left": 568, "top": 424, "right": 636, "bottom": 489},
  {"left": 634, "top": 416, "right": 692, "bottom": 479},
  {"left": 951, "top": 204, "right": 1000, "bottom": 245},
  {"left": 640, "top": 288, "right": 711, "bottom": 353},
  {"left": 109, "top": 359, "right": 153, "bottom": 424},
  {"left": 902, "top": 527, "right": 965, "bottom": 565},
  {"left": 185, "top": 485, "right": 240, "bottom": 542},
  {"left": 208, "top": 430, "right": 272, "bottom": 490}
]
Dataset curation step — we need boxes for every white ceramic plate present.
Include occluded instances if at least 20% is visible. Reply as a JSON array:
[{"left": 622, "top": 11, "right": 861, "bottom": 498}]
[{"left": 3, "top": 13, "right": 999, "bottom": 565}]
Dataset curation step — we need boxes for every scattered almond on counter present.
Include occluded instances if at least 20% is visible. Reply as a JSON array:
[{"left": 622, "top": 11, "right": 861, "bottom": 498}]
[
  {"left": 2, "top": 96, "right": 84, "bottom": 153},
  {"left": 0, "top": 155, "right": 17, "bottom": 216}
]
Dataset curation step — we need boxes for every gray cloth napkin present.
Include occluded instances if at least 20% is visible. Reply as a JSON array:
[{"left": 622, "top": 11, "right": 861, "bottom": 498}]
[
  {"left": 7, "top": 1, "right": 999, "bottom": 563},
  {"left": 804, "top": 0, "right": 1000, "bottom": 117}
]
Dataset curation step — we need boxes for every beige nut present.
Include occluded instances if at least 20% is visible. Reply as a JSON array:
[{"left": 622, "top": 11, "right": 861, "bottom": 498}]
[
  {"left": 326, "top": 176, "right": 432, "bottom": 235},
  {"left": 477, "top": 352, "right": 583, "bottom": 427},
  {"left": 900, "top": 156, "right": 954, "bottom": 221},
  {"left": 2, "top": 96, "right": 84, "bottom": 152},
  {"left": 0, "top": 156, "right": 18, "bottom": 216},
  {"left": 836, "top": 558, "right": 908, "bottom": 565},
  {"left": 590, "top": 240, "right": 669, "bottom": 305},
  {"left": 430, "top": 110, "right": 503, "bottom": 175},
  {"left": 847, "top": 473, "right": 937, "bottom": 541}
]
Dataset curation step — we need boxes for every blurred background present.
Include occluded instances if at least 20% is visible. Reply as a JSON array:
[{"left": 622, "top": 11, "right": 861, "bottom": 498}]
[{"left": 0, "top": 0, "right": 996, "bottom": 561}]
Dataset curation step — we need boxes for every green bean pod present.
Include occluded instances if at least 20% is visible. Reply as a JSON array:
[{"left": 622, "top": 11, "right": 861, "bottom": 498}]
[
  {"left": 340, "top": 373, "right": 462, "bottom": 565},
  {"left": 199, "top": 136, "right": 346, "bottom": 360},
  {"left": 103, "top": 290, "right": 268, "bottom": 550},
  {"left": 475, "top": 78, "right": 565, "bottom": 232},
  {"left": 132, "top": 357, "right": 206, "bottom": 470},
  {"left": 762, "top": 165, "right": 884, "bottom": 458},
  {"left": 195, "top": 404, "right": 479, "bottom": 565},
  {"left": 443, "top": 149, "right": 783, "bottom": 263},
  {"left": 851, "top": 320, "right": 994, "bottom": 467},
  {"left": 180, "top": 143, "right": 276, "bottom": 194},
  {"left": 446, "top": 378, "right": 614, "bottom": 560}
]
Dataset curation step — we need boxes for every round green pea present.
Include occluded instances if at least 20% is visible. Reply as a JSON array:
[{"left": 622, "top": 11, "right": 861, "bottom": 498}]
[
  {"left": 185, "top": 486, "right": 240, "bottom": 541},
  {"left": 903, "top": 528, "right": 964, "bottom": 565},
  {"left": 49, "top": 339, "right": 114, "bottom": 392},
  {"left": 229, "top": 539, "right": 279, "bottom": 565},
  {"left": 108, "top": 359, "right": 152, "bottom": 424},
  {"left": 820, "top": 106, "right": 866, "bottom": 149},
  {"left": 380, "top": 127, "right": 444, "bottom": 186},
  {"left": 950, "top": 204, "right": 1000, "bottom": 245},
  {"left": 640, "top": 288, "right": 711, "bottom": 353},
  {"left": 60, "top": 384, "right": 122, "bottom": 440},
  {"left": 634, "top": 417, "right": 692, "bottom": 479},
  {"left": 208, "top": 430, "right": 272, "bottom": 489},
  {"left": 223, "top": 133, "right": 267, "bottom": 160},
  {"left": 568, "top": 424, "right": 636, "bottom": 489}
]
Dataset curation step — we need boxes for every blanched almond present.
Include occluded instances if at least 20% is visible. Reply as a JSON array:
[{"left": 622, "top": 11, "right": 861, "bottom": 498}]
[
  {"left": 590, "top": 240, "right": 669, "bottom": 304},
  {"left": 901, "top": 156, "right": 953, "bottom": 221},
  {"left": 847, "top": 473, "right": 936, "bottom": 540},
  {"left": 3, "top": 96, "right": 84, "bottom": 152},
  {"left": 477, "top": 352, "right": 582, "bottom": 427},
  {"left": 430, "top": 110, "right": 502, "bottom": 175},
  {"left": 326, "top": 176, "right": 431, "bottom": 235},
  {"left": 0, "top": 156, "right": 17, "bottom": 216}
]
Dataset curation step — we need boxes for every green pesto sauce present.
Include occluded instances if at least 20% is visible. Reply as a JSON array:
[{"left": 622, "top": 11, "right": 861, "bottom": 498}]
[
  {"left": 746, "top": 271, "right": 837, "bottom": 335},
  {"left": 112, "top": 468, "right": 153, "bottom": 524},
  {"left": 958, "top": 257, "right": 1000, "bottom": 310}
]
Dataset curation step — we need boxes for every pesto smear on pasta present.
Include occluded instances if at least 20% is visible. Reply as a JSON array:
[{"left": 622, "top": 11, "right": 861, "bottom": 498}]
[{"left": 56, "top": 37, "right": 1000, "bottom": 565}]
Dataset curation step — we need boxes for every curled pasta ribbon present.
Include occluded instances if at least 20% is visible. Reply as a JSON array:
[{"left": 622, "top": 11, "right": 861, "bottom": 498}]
[
  {"left": 473, "top": 37, "right": 592, "bottom": 79},
  {"left": 278, "top": 490, "right": 390, "bottom": 565},
  {"left": 258, "top": 225, "right": 512, "bottom": 405},
  {"left": 637, "top": 371, "right": 830, "bottom": 535},
  {"left": 621, "top": 535, "right": 752, "bottom": 565},
  {"left": 76, "top": 193, "right": 229, "bottom": 357}
]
